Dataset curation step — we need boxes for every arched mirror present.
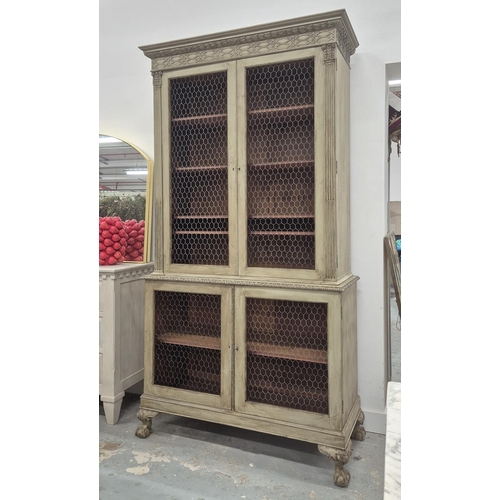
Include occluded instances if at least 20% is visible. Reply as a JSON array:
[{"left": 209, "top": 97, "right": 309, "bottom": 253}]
[{"left": 99, "top": 134, "right": 153, "bottom": 263}]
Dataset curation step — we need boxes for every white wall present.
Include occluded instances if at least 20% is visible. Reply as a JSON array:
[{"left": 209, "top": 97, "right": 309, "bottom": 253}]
[
  {"left": 100, "top": 0, "right": 401, "bottom": 434},
  {"left": 390, "top": 148, "right": 401, "bottom": 201}
]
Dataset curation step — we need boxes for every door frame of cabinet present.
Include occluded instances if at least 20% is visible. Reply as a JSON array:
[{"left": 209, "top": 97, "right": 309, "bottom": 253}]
[
  {"left": 160, "top": 62, "right": 239, "bottom": 276},
  {"left": 234, "top": 285, "right": 343, "bottom": 430},
  {"left": 143, "top": 280, "right": 233, "bottom": 410},
  {"left": 236, "top": 47, "right": 326, "bottom": 281}
]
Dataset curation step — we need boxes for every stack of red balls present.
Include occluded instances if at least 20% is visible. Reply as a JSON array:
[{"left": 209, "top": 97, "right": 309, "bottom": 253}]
[
  {"left": 99, "top": 217, "right": 145, "bottom": 265},
  {"left": 123, "top": 219, "right": 146, "bottom": 262}
]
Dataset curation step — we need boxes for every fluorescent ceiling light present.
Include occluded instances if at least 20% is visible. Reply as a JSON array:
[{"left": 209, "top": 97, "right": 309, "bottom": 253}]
[
  {"left": 126, "top": 170, "right": 148, "bottom": 175},
  {"left": 388, "top": 79, "right": 401, "bottom": 86},
  {"left": 99, "top": 136, "right": 122, "bottom": 143}
]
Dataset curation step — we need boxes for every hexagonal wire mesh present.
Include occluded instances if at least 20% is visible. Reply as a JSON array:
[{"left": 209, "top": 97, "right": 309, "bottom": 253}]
[
  {"left": 246, "top": 58, "right": 315, "bottom": 269},
  {"left": 154, "top": 291, "right": 222, "bottom": 395},
  {"left": 246, "top": 297, "right": 328, "bottom": 414},
  {"left": 170, "top": 72, "right": 229, "bottom": 266}
]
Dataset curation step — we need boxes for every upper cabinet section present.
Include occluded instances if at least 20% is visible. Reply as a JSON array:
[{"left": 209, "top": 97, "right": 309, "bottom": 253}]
[{"left": 140, "top": 11, "right": 358, "bottom": 283}]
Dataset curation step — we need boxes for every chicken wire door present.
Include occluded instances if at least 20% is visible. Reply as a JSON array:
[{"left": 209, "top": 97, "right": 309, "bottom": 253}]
[
  {"left": 234, "top": 287, "right": 342, "bottom": 430},
  {"left": 164, "top": 63, "right": 239, "bottom": 275},
  {"left": 144, "top": 282, "right": 233, "bottom": 409},
  {"left": 236, "top": 49, "right": 326, "bottom": 280}
]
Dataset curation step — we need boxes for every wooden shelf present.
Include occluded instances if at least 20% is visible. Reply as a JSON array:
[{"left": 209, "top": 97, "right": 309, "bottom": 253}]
[
  {"left": 171, "top": 113, "right": 227, "bottom": 124},
  {"left": 248, "top": 104, "right": 314, "bottom": 117},
  {"left": 248, "top": 160, "right": 314, "bottom": 169},
  {"left": 156, "top": 333, "right": 221, "bottom": 350},
  {"left": 247, "top": 341, "right": 327, "bottom": 364},
  {"left": 249, "top": 231, "right": 314, "bottom": 236},
  {"left": 174, "top": 231, "right": 228, "bottom": 235},
  {"left": 174, "top": 215, "right": 229, "bottom": 219},
  {"left": 173, "top": 165, "right": 228, "bottom": 172},
  {"left": 248, "top": 214, "right": 314, "bottom": 219}
]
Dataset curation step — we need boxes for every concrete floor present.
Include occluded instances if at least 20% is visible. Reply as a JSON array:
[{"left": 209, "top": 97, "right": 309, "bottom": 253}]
[
  {"left": 99, "top": 298, "right": 401, "bottom": 500},
  {"left": 100, "top": 394, "right": 385, "bottom": 500}
]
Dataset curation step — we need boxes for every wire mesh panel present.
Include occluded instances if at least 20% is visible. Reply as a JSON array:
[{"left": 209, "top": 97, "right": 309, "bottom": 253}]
[
  {"left": 154, "top": 291, "right": 222, "bottom": 395},
  {"left": 170, "top": 72, "right": 229, "bottom": 266},
  {"left": 246, "top": 59, "right": 315, "bottom": 269},
  {"left": 245, "top": 297, "right": 328, "bottom": 414}
]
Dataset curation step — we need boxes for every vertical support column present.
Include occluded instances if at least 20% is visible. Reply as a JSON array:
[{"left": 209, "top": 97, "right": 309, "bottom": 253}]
[
  {"left": 322, "top": 44, "right": 337, "bottom": 280},
  {"left": 152, "top": 71, "right": 164, "bottom": 273}
]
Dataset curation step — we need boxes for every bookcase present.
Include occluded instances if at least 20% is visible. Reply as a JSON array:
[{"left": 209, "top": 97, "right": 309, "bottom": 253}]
[{"left": 137, "top": 10, "right": 364, "bottom": 487}]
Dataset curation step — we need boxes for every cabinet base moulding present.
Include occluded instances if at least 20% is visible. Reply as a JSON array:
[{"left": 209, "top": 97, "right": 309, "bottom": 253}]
[{"left": 135, "top": 394, "right": 364, "bottom": 486}]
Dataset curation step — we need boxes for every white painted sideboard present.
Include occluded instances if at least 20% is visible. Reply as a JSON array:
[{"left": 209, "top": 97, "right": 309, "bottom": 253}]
[{"left": 99, "top": 262, "right": 154, "bottom": 424}]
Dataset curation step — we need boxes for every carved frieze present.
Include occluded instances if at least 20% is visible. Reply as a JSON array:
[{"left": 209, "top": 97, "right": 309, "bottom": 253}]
[
  {"left": 141, "top": 15, "right": 358, "bottom": 71},
  {"left": 144, "top": 273, "right": 359, "bottom": 292}
]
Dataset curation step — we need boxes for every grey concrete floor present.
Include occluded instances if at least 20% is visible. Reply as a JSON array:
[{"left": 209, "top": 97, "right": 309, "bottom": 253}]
[{"left": 100, "top": 395, "right": 386, "bottom": 500}]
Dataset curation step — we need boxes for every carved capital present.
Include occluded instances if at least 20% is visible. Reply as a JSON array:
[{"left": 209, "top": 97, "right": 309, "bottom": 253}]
[
  {"left": 322, "top": 44, "right": 336, "bottom": 65},
  {"left": 152, "top": 71, "right": 163, "bottom": 88}
]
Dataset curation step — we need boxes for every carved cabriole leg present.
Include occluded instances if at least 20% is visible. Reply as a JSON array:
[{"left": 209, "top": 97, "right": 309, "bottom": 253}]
[
  {"left": 318, "top": 441, "right": 352, "bottom": 487},
  {"left": 135, "top": 409, "right": 158, "bottom": 438},
  {"left": 351, "top": 409, "right": 366, "bottom": 441}
]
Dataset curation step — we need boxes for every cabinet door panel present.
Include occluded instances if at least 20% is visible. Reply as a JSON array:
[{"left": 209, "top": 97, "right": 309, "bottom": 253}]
[
  {"left": 163, "top": 63, "right": 238, "bottom": 274},
  {"left": 236, "top": 49, "right": 324, "bottom": 279},
  {"left": 234, "top": 286, "right": 340, "bottom": 428},
  {"left": 144, "top": 282, "right": 232, "bottom": 409}
]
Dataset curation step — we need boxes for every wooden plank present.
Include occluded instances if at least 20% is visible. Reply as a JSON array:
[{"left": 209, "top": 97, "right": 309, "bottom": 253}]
[
  {"left": 248, "top": 160, "right": 314, "bottom": 169},
  {"left": 156, "top": 333, "right": 221, "bottom": 350},
  {"left": 248, "top": 214, "right": 314, "bottom": 219},
  {"left": 171, "top": 113, "right": 227, "bottom": 124},
  {"left": 247, "top": 341, "right": 327, "bottom": 363},
  {"left": 174, "top": 215, "right": 229, "bottom": 219},
  {"left": 248, "top": 231, "right": 314, "bottom": 236},
  {"left": 173, "top": 231, "right": 229, "bottom": 235},
  {"left": 173, "top": 165, "right": 228, "bottom": 172}
]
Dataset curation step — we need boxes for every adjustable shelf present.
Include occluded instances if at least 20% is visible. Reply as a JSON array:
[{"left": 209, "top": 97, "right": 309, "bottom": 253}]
[
  {"left": 247, "top": 341, "right": 327, "bottom": 364},
  {"left": 248, "top": 161, "right": 314, "bottom": 170},
  {"left": 157, "top": 333, "right": 221, "bottom": 350},
  {"left": 171, "top": 113, "right": 227, "bottom": 125}
]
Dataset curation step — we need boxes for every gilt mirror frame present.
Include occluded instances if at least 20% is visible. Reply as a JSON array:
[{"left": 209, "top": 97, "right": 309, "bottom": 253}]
[{"left": 99, "top": 134, "right": 154, "bottom": 263}]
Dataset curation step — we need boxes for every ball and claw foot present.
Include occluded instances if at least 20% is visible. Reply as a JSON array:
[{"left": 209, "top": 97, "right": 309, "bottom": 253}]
[
  {"left": 334, "top": 465, "right": 351, "bottom": 488},
  {"left": 318, "top": 441, "right": 352, "bottom": 488},
  {"left": 135, "top": 409, "right": 158, "bottom": 438},
  {"left": 351, "top": 410, "right": 366, "bottom": 441}
]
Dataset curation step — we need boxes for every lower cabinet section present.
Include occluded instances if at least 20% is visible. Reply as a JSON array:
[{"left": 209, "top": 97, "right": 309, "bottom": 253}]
[{"left": 137, "top": 276, "right": 365, "bottom": 487}]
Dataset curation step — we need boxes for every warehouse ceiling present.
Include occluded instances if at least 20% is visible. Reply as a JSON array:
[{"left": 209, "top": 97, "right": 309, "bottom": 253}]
[{"left": 99, "top": 135, "right": 149, "bottom": 192}]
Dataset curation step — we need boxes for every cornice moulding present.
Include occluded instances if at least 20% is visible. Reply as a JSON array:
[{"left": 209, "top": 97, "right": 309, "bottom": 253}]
[
  {"left": 99, "top": 263, "right": 154, "bottom": 281},
  {"left": 139, "top": 9, "right": 358, "bottom": 70}
]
